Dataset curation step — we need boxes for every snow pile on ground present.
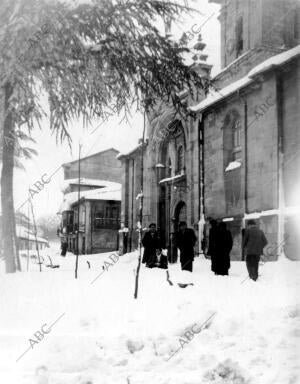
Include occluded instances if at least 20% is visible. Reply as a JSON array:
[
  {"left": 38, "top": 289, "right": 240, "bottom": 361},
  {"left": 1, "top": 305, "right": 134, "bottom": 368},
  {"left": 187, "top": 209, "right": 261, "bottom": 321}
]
[{"left": 0, "top": 248, "right": 299, "bottom": 384}]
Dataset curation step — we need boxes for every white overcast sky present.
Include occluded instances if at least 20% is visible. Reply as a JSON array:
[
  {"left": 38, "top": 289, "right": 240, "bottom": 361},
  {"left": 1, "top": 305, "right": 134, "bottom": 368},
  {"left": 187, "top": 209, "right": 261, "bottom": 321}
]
[{"left": 14, "top": 0, "right": 221, "bottom": 219}]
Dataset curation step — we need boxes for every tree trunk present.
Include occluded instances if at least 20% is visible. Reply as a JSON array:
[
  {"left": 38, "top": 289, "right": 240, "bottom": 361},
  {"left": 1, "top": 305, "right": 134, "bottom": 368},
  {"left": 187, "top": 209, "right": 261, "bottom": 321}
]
[
  {"left": 1, "top": 82, "right": 17, "bottom": 273},
  {"left": 13, "top": 204, "right": 21, "bottom": 271},
  {"left": 134, "top": 110, "right": 146, "bottom": 299}
]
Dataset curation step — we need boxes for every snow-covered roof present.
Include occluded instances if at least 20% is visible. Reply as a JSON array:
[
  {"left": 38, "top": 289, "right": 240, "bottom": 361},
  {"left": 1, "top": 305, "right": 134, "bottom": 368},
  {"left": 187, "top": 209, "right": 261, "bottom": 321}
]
[
  {"left": 225, "top": 160, "right": 242, "bottom": 172},
  {"left": 248, "top": 45, "right": 300, "bottom": 78},
  {"left": 159, "top": 174, "right": 185, "bottom": 184},
  {"left": 59, "top": 184, "right": 121, "bottom": 212},
  {"left": 213, "top": 50, "right": 250, "bottom": 79},
  {"left": 62, "top": 178, "right": 120, "bottom": 192},
  {"left": 16, "top": 225, "right": 48, "bottom": 243},
  {"left": 190, "top": 45, "right": 300, "bottom": 114},
  {"left": 244, "top": 209, "right": 280, "bottom": 220},
  {"left": 189, "top": 76, "right": 252, "bottom": 113},
  {"left": 82, "top": 185, "right": 121, "bottom": 201},
  {"left": 117, "top": 143, "right": 143, "bottom": 159}
]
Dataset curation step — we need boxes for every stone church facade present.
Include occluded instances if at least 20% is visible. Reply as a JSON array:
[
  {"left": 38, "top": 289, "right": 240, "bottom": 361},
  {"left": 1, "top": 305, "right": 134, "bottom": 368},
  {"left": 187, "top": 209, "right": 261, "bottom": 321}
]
[{"left": 119, "top": 0, "right": 300, "bottom": 261}]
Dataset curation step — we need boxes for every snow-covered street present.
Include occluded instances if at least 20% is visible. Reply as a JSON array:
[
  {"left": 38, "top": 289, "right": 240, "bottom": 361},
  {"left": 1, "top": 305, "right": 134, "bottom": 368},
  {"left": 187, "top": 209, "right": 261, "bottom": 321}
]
[
  {"left": 0, "top": 250, "right": 299, "bottom": 384},
  {"left": 0, "top": 0, "right": 299, "bottom": 383}
]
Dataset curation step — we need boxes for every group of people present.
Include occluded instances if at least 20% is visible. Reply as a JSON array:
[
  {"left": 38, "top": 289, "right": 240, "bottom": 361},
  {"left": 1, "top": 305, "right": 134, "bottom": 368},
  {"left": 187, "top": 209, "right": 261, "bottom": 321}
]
[
  {"left": 142, "top": 221, "right": 197, "bottom": 271},
  {"left": 142, "top": 219, "right": 268, "bottom": 281},
  {"left": 141, "top": 223, "right": 168, "bottom": 269}
]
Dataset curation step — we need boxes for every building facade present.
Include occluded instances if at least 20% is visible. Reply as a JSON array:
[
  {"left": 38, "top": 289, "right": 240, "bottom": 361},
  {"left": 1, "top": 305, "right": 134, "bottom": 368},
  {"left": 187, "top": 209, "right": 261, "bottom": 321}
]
[
  {"left": 59, "top": 148, "right": 122, "bottom": 254},
  {"left": 60, "top": 185, "right": 121, "bottom": 254},
  {"left": 0, "top": 212, "right": 49, "bottom": 261},
  {"left": 63, "top": 148, "right": 122, "bottom": 183},
  {"left": 119, "top": 0, "right": 300, "bottom": 261}
]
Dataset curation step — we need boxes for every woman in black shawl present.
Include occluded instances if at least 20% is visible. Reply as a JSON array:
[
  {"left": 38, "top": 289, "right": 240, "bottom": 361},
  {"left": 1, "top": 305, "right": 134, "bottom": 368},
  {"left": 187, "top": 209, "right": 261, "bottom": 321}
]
[
  {"left": 207, "top": 220, "right": 218, "bottom": 274},
  {"left": 215, "top": 222, "right": 233, "bottom": 275}
]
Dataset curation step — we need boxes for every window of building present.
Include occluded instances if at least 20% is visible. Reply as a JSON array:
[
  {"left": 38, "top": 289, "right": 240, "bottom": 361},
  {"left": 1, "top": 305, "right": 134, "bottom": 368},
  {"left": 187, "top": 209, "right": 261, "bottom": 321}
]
[
  {"left": 94, "top": 211, "right": 104, "bottom": 229},
  {"left": 168, "top": 157, "right": 172, "bottom": 177},
  {"left": 94, "top": 204, "right": 119, "bottom": 230},
  {"left": 233, "top": 119, "right": 241, "bottom": 147},
  {"left": 294, "top": 10, "right": 299, "bottom": 40},
  {"left": 223, "top": 110, "right": 242, "bottom": 168},
  {"left": 235, "top": 16, "right": 243, "bottom": 57},
  {"left": 177, "top": 146, "right": 184, "bottom": 174},
  {"left": 111, "top": 207, "right": 118, "bottom": 219},
  {"left": 232, "top": 119, "right": 242, "bottom": 161}
]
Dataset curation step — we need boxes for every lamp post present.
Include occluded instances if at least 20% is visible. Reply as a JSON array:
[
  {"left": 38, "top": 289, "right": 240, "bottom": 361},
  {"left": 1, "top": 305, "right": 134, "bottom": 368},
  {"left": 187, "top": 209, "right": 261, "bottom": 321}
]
[
  {"left": 155, "top": 163, "right": 167, "bottom": 248},
  {"left": 134, "top": 110, "right": 146, "bottom": 299}
]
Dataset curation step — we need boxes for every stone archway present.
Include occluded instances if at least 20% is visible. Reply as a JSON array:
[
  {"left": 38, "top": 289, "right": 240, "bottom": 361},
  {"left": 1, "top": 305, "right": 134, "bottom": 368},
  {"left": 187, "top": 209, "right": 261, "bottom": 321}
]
[{"left": 156, "top": 119, "right": 186, "bottom": 249}]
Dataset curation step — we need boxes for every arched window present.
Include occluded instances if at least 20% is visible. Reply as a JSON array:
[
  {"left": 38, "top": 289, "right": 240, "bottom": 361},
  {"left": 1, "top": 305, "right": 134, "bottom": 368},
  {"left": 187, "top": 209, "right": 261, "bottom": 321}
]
[
  {"left": 235, "top": 16, "right": 243, "bottom": 57},
  {"left": 294, "top": 9, "right": 299, "bottom": 40},
  {"left": 232, "top": 119, "right": 242, "bottom": 161},
  {"left": 177, "top": 146, "right": 184, "bottom": 174},
  {"left": 167, "top": 157, "right": 172, "bottom": 177},
  {"left": 223, "top": 110, "right": 242, "bottom": 167}
]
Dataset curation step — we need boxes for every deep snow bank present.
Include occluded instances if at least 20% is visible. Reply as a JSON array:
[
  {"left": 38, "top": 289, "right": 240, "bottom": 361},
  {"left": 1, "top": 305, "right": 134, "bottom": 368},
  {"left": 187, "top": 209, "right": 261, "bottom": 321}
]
[{"left": 0, "top": 250, "right": 299, "bottom": 384}]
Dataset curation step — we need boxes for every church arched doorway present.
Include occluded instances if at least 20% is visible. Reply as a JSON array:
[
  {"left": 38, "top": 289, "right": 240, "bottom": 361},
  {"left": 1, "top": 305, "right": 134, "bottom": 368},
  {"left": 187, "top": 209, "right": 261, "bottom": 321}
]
[
  {"left": 168, "top": 201, "right": 187, "bottom": 263},
  {"left": 174, "top": 201, "right": 187, "bottom": 232}
]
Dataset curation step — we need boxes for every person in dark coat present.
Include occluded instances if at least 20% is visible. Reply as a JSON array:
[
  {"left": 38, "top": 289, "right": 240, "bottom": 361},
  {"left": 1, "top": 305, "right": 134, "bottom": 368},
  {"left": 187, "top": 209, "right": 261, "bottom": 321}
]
[
  {"left": 175, "top": 222, "right": 197, "bottom": 272},
  {"left": 243, "top": 220, "right": 268, "bottom": 281},
  {"left": 142, "top": 223, "right": 161, "bottom": 268},
  {"left": 157, "top": 249, "right": 168, "bottom": 269},
  {"left": 207, "top": 220, "right": 218, "bottom": 274},
  {"left": 215, "top": 222, "right": 233, "bottom": 275},
  {"left": 60, "top": 238, "right": 68, "bottom": 257}
]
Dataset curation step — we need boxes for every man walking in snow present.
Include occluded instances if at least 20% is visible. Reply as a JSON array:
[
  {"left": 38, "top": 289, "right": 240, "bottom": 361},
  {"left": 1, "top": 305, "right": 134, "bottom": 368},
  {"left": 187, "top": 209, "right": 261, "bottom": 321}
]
[
  {"left": 60, "top": 238, "right": 68, "bottom": 257},
  {"left": 142, "top": 223, "right": 161, "bottom": 268},
  {"left": 243, "top": 220, "right": 268, "bottom": 281},
  {"left": 175, "top": 221, "right": 197, "bottom": 272}
]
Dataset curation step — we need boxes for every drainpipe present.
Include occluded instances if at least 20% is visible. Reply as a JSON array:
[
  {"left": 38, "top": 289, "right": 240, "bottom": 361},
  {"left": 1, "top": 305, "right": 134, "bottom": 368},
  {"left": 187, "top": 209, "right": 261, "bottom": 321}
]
[
  {"left": 198, "top": 114, "right": 205, "bottom": 254},
  {"left": 90, "top": 203, "right": 93, "bottom": 254},
  {"left": 244, "top": 97, "right": 248, "bottom": 214},
  {"left": 276, "top": 71, "right": 285, "bottom": 258},
  {"left": 243, "top": 96, "right": 248, "bottom": 261}
]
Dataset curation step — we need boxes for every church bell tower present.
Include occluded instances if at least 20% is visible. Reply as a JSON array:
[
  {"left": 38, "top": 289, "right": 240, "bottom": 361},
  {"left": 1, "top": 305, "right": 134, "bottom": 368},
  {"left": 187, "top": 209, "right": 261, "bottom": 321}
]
[{"left": 210, "top": 0, "right": 299, "bottom": 83}]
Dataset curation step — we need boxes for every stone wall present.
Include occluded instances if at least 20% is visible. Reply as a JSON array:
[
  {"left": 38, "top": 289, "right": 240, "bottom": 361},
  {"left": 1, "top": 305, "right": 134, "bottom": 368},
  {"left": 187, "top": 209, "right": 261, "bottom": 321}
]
[
  {"left": 63, "top": 149, "right": 122, "bottom": 183},
  {"left": 91, "top": 228, "right": 119, "bottom": 253},
  {"left": 282, "top": 58, "right": 300, "bottom": 208},
  {"left": 246, "top": 75, "right": 278, "bottom": 212},
  {"left": 282, "top": 57, "right": 300, "bottom": 260}
]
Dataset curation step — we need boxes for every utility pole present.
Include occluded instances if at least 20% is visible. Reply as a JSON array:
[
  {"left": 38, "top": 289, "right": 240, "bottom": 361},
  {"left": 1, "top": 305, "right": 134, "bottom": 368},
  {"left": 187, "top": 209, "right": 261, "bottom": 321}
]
[
  {"left": 134, "top": 109, "right": 146, "bottom": 299},
  {"left": 75, "top": 143, "right": 82, "bottom": 279}
]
